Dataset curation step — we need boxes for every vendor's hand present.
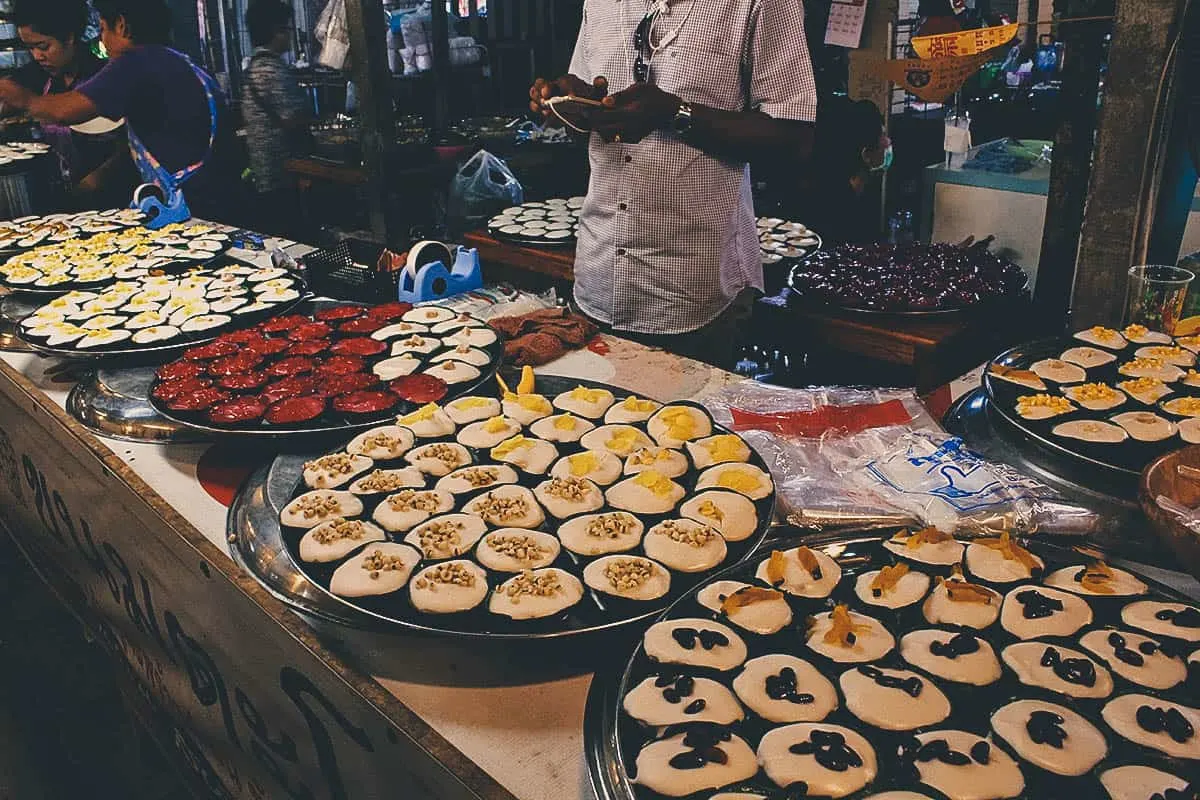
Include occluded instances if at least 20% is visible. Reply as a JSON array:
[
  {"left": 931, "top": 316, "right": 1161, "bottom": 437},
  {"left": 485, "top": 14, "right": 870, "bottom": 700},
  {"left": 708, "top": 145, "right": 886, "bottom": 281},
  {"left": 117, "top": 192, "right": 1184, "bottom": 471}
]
[
  {"left": 0, "top": 79, "right": 33, "bottom": 112},
  {"left": 593, "top": 83, "right": 681, "bottom": 144},
  {"left": 528, "top": 74, "right": 608, "bottom": 117}
]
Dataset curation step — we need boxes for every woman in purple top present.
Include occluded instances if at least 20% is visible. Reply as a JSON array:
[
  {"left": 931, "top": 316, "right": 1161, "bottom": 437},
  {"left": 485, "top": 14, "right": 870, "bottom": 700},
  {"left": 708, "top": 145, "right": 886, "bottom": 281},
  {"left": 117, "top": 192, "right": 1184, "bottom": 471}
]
[{"left": 0, "top": 0, "right": 242, "bottom": 222}]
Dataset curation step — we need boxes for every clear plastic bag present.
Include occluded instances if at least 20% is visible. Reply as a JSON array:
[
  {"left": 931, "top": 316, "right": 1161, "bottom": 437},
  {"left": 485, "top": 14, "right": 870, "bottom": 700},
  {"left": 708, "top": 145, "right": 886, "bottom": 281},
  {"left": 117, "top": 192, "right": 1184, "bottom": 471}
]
[{"left": 447, "top": 150, "right": 523, "bottom": 231}]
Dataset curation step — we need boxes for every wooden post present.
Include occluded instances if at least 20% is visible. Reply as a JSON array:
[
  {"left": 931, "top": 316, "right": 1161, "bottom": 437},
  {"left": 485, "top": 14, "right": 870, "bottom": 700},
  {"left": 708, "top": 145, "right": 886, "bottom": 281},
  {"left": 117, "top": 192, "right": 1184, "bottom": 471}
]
[
  {"left": 1030, "top": 0, "right": 1111, "bottom": 332},
  {"left": 1069, "top": 0, "right": 1183, "bottom": 326},
  {"left": 848, "top": 0, "right": 902, "bottom": 111},
  {"left": 344, "top": 0, "right": 398, "bottom": 242}
]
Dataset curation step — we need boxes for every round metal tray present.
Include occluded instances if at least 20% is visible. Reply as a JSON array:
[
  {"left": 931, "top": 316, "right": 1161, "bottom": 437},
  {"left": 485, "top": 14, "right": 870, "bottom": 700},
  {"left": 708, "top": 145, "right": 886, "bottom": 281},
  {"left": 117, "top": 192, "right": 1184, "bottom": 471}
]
[
  {"left": 586, "top": 529, "right": 1200, "bottom": 800},
  {"left": 0, "top": 243, "right": 234, "bottom": 295},
  {"left": 65, "top": 366, "right": 208, "bottom": 443},
  {"left": 148, "top": 312, "right": 504, "bottom": 438},
  {"left": 232, "top": 376, "right": 777, "bottom": 639}
]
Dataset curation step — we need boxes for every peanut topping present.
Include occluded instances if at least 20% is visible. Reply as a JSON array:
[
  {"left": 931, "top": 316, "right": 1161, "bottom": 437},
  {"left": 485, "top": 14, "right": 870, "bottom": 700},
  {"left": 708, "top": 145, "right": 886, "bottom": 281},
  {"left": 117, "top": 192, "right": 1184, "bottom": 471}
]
[
  {"left": 544, "top": 476, "right": 593, "bottom": 501},
  {"left": 472, "top": 491, "right": 531, "bottom": 522},
  {"left": 416, "top": 443, "right": 464, "bottom": 466},
  {"left": 417, "top": 520, "right": 466, "bottom": 556},
  {"left": 386, "top": 490, "right": 443, "bottom": 512},
  {"left": 656, "top": 520, "right": 717, "bottom": 547},
  {"left": 361, "top": 549, "right": 411, "bottom": 578},
  {"left": 359, "top": 432, "right": 401, "bottom": 452},
  {"left": 502, "top": 570, "right": 563, "bottom": 602},
  {"left": 304, "top": 453, "right": 358, "bottom": 475},
  {"left": 870, "top": 563, "right": 909, "bottom": 596},
  {"left": 1076, "top": 560, "right": 1116, "bottom": 594},
  {"left": 456, "top": 467, "right": 500, "bottom": 488},
  {"left": 821, "top": 604, "right": 871, "bottom": 647},
  {"left": 585, "top": 513, "right": 637, "bottom": 539},
  {"left": 486, "top": 533, "right": 551, "bottom": 563},
  {"left": 719, "top": 586, "right": 780, "bottom": 614},
  {"left": 312, "top": 518, "right": 365, "bottom": 544},
  {"left": 355, "top": 470, "right": 414, "bottom": 493},
  {"left": 603, "top": 558, "right": 655, "bottom": 592},
  {"left": 414, "top": 562, "right": 476, "bottom": 590},
  {"left": 295, "top": 494, "right": 342, "bottom": 519}
]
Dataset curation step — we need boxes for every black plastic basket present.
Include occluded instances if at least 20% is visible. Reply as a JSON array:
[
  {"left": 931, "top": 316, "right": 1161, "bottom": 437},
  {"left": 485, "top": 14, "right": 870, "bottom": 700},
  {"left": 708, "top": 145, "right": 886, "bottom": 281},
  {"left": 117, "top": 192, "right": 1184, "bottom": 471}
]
[{"left": 301, "top": 237, "right": 402, "bottom": 304}]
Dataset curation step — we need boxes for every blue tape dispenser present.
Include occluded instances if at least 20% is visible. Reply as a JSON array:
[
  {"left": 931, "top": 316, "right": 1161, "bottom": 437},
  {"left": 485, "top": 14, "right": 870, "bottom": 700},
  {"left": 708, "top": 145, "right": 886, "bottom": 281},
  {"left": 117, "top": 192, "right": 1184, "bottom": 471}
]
[
  {"left": 131, "top": 182, "right": 192, "bottom": 230},
  {"left": 396, "top": 240, "right": 483, "bottom": 304}
]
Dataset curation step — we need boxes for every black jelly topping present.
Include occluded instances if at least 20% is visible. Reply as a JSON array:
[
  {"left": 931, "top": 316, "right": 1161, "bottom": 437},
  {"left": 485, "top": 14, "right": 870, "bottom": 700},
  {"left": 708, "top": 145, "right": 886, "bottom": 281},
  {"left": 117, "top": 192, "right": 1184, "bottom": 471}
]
[
  {"left": 970, "top": 741, "right": 991, "bottom": 765},
  {"left": 811, "top": 567, "right": 822, "bottom": 580},
  {"left": 1154, "top": 606, "right": 1200, "bottom": 628},
  {"left": 1108, "top": 631, "right": 1147, "bottom": 667},
  {"left": 683, "top": 699, "right": 707, "bottom": 715},
  {"left": 872, "top": 587, "right": 882, "bottom": 597},
  {"left": 1016, "top": 589, "right": 1064, "bottom": 619},
  {"left": 765, "top": 667, "right": 815, "bottom": 705},
  {"left": 1027, "top": 710, "right": 1068, "bottom": 748},
  {"left": 1152, "top": 785, "right": 1198, "bottom": 800},
  {"left": 913, "top": 738, "right": 971, "bottom": 766},
  {"left": 667, "top": 726, "right": 733, "bottom": 770},
  {"left": 671, "top": 626, "right": 730, "bottom": 651},
  {"left": 1040, "top": 646, "right": 1098, "bottom": 687},
  {"left": 658, "top": 675, "right": 695, "bottom": 705},
  {"left": 1139, "top": 641, "right": 1160, "bottom": 655},
  {"left": 1136, "top": 705, "right": 1195, "bottom": 744},
  {"left": 858, "top": 665, "right": 923, "bottom": 698},
  {"left": 930, "top": 632, "right": 981, "bottom": 659},
  {"left": 787, "top": 729, "right": 863, "bottom": 772}
]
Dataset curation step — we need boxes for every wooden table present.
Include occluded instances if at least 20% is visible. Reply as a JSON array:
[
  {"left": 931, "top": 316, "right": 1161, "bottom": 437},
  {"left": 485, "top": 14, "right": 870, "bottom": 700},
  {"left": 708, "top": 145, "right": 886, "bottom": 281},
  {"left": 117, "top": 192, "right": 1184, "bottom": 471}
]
[{"left": 463, "top": 230, "right": 576, "bottom": 284}]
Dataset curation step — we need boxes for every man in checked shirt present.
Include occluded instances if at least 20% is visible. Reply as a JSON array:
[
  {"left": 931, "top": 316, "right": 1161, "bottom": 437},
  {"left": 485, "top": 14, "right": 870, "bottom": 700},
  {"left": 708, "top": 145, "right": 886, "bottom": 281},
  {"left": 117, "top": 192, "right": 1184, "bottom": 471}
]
[{"left": 531, "top": 0, "right": 816, "bottom": 368}]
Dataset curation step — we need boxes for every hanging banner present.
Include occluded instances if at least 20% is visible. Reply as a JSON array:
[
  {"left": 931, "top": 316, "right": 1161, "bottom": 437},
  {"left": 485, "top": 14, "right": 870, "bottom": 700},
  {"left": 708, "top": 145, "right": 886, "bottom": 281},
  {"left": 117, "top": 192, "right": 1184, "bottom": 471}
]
[
  {"left": 875, "top": 48, "right": 1001, "bottom": 103},
  {"left": 910, "top": 23, "right": 1019, "bottom": 58}
]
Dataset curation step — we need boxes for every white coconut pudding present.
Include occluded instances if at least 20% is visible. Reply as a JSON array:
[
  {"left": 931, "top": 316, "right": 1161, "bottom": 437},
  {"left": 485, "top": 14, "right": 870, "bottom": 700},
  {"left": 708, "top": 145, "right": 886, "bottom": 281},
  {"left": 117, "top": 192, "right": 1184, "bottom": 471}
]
[
  {"left": 463, "top": 485, "right": 546, "bottom": 528},
  {"left": 432, "top": 346, "right": 491, "bottom": 368},
  {"left": 456, "top": 416, "right": 523, "bottom": 449},
  {"left": 623, "top": 447, "right": 689, "bottom": 478},
  {"left": 405, "top": 442, "right": 473, "bottom": 477},
  {"left": 606, "top": 470, "right": 687, "bottom": 515},
  {"left": 1075, "top": 326, "right": 1129, "bottom": 349},
  {"left": 907, "top": 730, "right": 1025, "bottom": 800},
  {"left": 550, "top": 450, "right": 624, "bottom": 486},
  {"left": 1015, "top": 393, "right": 1077, "bottom": 420},
  {"left": 445, "top": 326, "right": 497, "bottom": 348},
  {"left": 685, "top": 434, "right": 752, "bottom": 469},
  {"left": 1044, "top": 562, "right": 1149, "bottom": 597},
  {"left": 1116, "top": 376, "right": 1172, "bottom": 405},
  {"left": 696, "top": 581, "right": 792, "bottom": 635},
  {"left": 489, "top": 435, "right": 558, "bottom": 474},
  {"left": 302, "top": 453, "right": 374, "bottom": 489},
  {"left": 529, "top": 412, "right": 595, "bottom": 443},
  {"left": 623, "top": 674, "right": 745, "bottom": 727},
  {"left": 299, "top": 518, "right": 386, "bottom": 562},
  {"left": 348, "top": 468, "right": 425, "bottom": 495},
  {"left": 370, "top": 488, "right": 454, "bottom": 532},
  {"left": 991, "top": 699, "right": 1107, "bottom": 776},
  {"left": 679, "top": 491, "right": 758, "bottom": 542},
  {"left": 855, "top": 564, "right": 930, "bottom": 609},
  {"left": 1136, "top": 345, "right": 1195, "bottom": 366},
  {"left": 730, "top": 654, "right": 837, "bottom": 723},
  {"left": 557, "top": 512, "right": 644, "bottom": 556},
  {"left": 1120, "top": 600, "right": 1200, "bottom": 642},
  {"left": 1161, "top": 396, "right": 1200, "bottom": 417},
  {"left": 429, "top": 313, "right": 477, "bottom": 334},
  {"left": 579, "top": 424, "right": 655, "bottom": 457},
  {"left": 408, "top": 560, "right": 489, "bottom": 614},
  {"left": 757, "top": 723, "right": 878, "bottom": 798},
  {"left": 396, "top": 403, "right": 457, "bottom": 438},
  {"left": 348, "top": 425, "right": 414, "bottom": 459},
  {"left": 403, "top": 513, "right": 488, "bottom": 560},
  {"left": 756, "top": 547, "right": 841, "bottom": 598},
  {"left": 1061, "top": 346, "right": 1118, "bottom": 368},
  {"left": 642, "top": 519, "right": 728, "bottom": 572},
  {"left": 1180, "top": 416, "right": 1200, "bottom": 443},
  {"left": 1001, "top": 642, "right": 1114, "bottom": 699},
  {"left": 501, "top": 393, "right": 553, "bottom": 425},
  {"left": 475, "top": 529, "right": 560, "bottom": 572},
  {"left": 900, "top": 629, "right": 1001, "bottom": 685},
  {"left": 435, "top": 464, "right": 519, "bottom": 495},
  {"left": 281, "top": 490, "right": 363, "bottom": 528},
  {"left": 402, "top": 305, "right": 456, "bottom": 325},
  {"left": 1031, "top": 358, "right": 1088, "bottom": 384},
  {"left": 1119, "top": 358, "right": 1185, "bottom": 383},
  {"left": 922, "top": 569, "right": 1002, "bottom": 629},
  {"left": 964, "top": 533, "right": 1044, "bottom": 582},
  {"left": 1101, "top": 694, "right": 1200, "bottom": 760},
  {"left": 642, "top": 618, "right": 747, "bottom": 670},
  {"left": 695, "top": 463, "right": 773, "bottom": 500},
  {"left": 1000, "top": 585, "right": 1093, "bottom": 639},
  {"left": 552, "top": 385, "right": 616, "bottom": 418},
  {"left": 423, "top": 359, "right": 481, "bottom": 386},
  {"left": 1111, "top": 411, "right": 1178, "bottom": 441},
  {"left": 533, "top": 475, "right": 604, "bottom": 518},
  {"left": 444, "top": 396, "right": 501, "bottom": 425},
  {"left": 1079, "top": 629, "right": 1186, "bottom": 690},
  {"left": 583, "top": 555, "right": 671, "bottom": 601},
  {"left": 806, "top": 605, "right": 895, "bottom": 663},
  {"left": 632, "top": 731, "right": 758, "bottom": 798},
  {"left": 329, "top": 543, "right": 421, "bottom": 597},
  {"left": 841, "top": 664, "right": 950, "bottom": 731},
  {"left": 648, "top": 405, "right": 713, "bottom": 448},
  {"left": 883, "top": 528, "right": 964, "bottom": 566},
  {"left": 1099, "top": 765, "right": 1192, "bottom": 800},
  {"left": 1123, "top": 324, "right": 1172, "bottom": 345},
  {"left": 1061, "top": 383, "right": 1127, "bottom": 411},
  {"left": 488, "top": 568, "right": 584, "bottom": 620},
  {"left": 604, "top": 395, "right": 661, "bottom": 424}
]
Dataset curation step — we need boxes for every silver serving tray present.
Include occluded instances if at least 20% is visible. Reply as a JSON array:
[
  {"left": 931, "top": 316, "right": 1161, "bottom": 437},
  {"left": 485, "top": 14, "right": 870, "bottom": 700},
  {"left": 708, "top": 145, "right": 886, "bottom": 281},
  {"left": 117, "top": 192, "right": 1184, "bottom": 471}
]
[
  {"left": 230, "top": 377, "right": 778, "bottom": 639},
  {"left": 0, "top": 243, "right": 234, "bottom": 295},
  {"left": 586, "top": 529, "right": 1200, "bottom": 800}
]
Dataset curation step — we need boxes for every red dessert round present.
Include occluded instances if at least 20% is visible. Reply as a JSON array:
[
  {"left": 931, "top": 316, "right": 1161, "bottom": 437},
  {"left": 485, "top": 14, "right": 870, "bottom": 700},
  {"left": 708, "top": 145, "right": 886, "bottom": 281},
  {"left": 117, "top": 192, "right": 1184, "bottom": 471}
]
[
  {"left": 156, "top": 361, "right": 205, "bottom": 382},
  {"left": 338, "top": 316, "right": 388, "bottom": 335},
  {"left": 166, "top": 387, "right": 231, "bottom": 412},
  {"left": 152, "top": 377, "right": 211, "bottom": 402},
  {"left": 389, "top": 373, "right": 448, "bottom": 403},
  {"left": 366, "top": 301, "right": 414, "bottom": 321},
  {"left": 208, "top": 352, "right": 265, "bottom": 377},
  {"left": 332, "top": 390, "right": 398, "bottom": 415},
  {"left": 216, "top": 371, "right": 268, "bottom": 391},
  {"left": 208, "top": 397, "right": 267, "bottom": 424},
  {"left": 265, "top": 356, "right": 315, "bottom": 378},
  {"left": 259, "top": 315, "right": 309, "bottom": 333},
  {"left": 182, "top": 340, "right": 239, "bottom": 361},
  {"left": 259, "top": 375, "right": 316, "bottom": 405},
  {"left": 219, "top": 329, "right": 268, "bottom": 345},
  {"left": 315, "top": 355, "right": 366, "bottom": 376},
  {"left": 265, "top": 395, "right": 326, "bottom": 425},
  {"left": 329, "top": 337, "right": 387, "bottom": 357},
  {"left": 245, "top": 337, "right": 291, "bottom": 356},
  {"left": 315, "top": 305, "right": 366, "bottom": 322},
  {"left": 286, "top": 322, "right": 333, "bottom": 341},
  {"left": 285, "top": 339, "right": 329, "bottom": 357},
  {"left": 314, "top": 373, "right": 377, "bottom": 398}
]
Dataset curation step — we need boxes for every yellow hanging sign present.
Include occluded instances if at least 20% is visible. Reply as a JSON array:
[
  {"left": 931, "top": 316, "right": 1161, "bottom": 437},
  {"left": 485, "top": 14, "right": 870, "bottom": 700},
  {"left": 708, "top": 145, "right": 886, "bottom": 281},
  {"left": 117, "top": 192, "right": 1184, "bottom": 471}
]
[
  {"left": 876, "top": 48, "right": 1001, "bottom": 103},
  {"left": 910, "top": 22, "right": 1019, "bottom": 58}
]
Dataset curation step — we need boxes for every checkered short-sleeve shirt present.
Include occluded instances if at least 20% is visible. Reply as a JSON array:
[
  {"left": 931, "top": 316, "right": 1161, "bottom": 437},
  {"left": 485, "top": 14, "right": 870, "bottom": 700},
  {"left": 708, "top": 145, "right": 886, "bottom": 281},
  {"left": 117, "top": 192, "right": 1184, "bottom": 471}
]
[{"left": 569, "top": 0, "right": 817, "bottom": 335}]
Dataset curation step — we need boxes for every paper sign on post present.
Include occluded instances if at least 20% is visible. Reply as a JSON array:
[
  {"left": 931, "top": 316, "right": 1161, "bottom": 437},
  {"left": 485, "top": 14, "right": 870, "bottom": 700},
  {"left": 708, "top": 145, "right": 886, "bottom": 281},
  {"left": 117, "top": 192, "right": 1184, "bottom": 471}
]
[{"left": 825, "top": 0, "right": 868, "bottom": 49}]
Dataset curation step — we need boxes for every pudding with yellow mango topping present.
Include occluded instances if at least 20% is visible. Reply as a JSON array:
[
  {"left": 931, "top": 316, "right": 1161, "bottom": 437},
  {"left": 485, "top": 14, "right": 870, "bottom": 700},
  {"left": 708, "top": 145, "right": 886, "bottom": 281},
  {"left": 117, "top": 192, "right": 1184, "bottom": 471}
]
[
  {"left": 923, "top": 567, "right": 1002, "bottom": 628},
  {"left": 529, "top": 412, "right": 595, "bottom": 443},
  {"left": 806, "top": 605, "right": 895, "bottom": 663},
  {"left": 1122, "top": 324, "right": 1172, "bottom": 344},
  {"left": 756, "top": 546, "right": 841, "bottom": 598},
  {"left": 1052, "top": 419, "right": 1128, "bottom": 444},
  {"left": 965, "top": 533, "right": 1044, "bottom": 582},
  {"left": 1014, "top": 393, "right": 1076, "bottom": 420},
  {"left": 552, "top": 385, "right": 616, "bottom": 418},
  {"left": 685, "top": 434, "right": 752, "bottom": 468},
  {"left": 1177, "top": 335, "right": 1200, "bottom": 354},
  {"left": 854, "top": 563, "right": 930, "bottom": 609},
  {"left": 396, "top": 403, "right": 456, "bottom": 438},
  {"left": 1116, "top": 376, "right": 1172, "bottom": 404},
  {"left": 696, "top": 581, "right": 792, "bottom": 635},
  {"left": 1118, "top": 357, "right": 1185, "bottom": 383},
  {"left": 501, "top": 392, "right": 552, "bottom": 425},
  {"left": 1161, "top": 396, "right": 1200, "bottom": 417},
  {"left": 583, "top": 555, "right": 671, "bottom": 601},
  {"left": 445, "top": 395, "right": 501, "bottom": 425},
  {"left": 1135, "top": 345, "right": 1196, "bottom": 366},
  {"left": 1075, "top": 325, "right": 1128, "bottom": 349},
  {"left": 606, "top": 470, "right": 687, "bottom": 514},
  {"left": 489, "top": 435, "right": 558, "bottom": 474},
  {"left": 647, "top": 405, "right": 713, "bottom": 448},
  {"left": 1062, "top": 382, "right": 1126, "bottom": 411},
  {"left": 679, "top": 490, "right": 758, "bottom": 542},
  {"left": 695, "top": 463, "right": 773, "bottom": 500},
  {"left": 883, "top": 527, "right": 964, "bottom": 565},
  {"left": 604, "top": 395, "right": 662, "bottom": 424},
  {"left": 579, "top": 424, "right": 654, "bottom": 457},
  {"left": 623, "top": 447, "right": 689, "bottom": 478},
  {"left": 1044, "top": 561, "right": 1148, "bottom": 596},
  {"left": 550, "top": 449, "right": 623, "bottom": 486},
  {"left": 456, "top": 415, "right": 523, "bottom": 449}
]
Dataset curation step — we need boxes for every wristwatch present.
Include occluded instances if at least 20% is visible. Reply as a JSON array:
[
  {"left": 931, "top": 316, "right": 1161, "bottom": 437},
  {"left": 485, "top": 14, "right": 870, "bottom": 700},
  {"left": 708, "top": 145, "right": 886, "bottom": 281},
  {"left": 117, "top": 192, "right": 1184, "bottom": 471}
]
[{"left": 671, "top": 101, "right": 694, "bottom": 135}]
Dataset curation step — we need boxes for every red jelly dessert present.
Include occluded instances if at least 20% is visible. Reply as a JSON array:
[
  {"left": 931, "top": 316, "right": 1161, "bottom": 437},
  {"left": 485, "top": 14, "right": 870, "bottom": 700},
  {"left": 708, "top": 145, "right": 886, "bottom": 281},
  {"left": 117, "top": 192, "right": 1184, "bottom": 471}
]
[
  {"left": 315, "top": 305, "right": 366, "bottom": 322},
  {"left": 366, "top": 301, "right": 413, "bottom": 320},
  {"left": 286, "top": 339, "right": 330, "bottom": 357},
  {"left": 265, "top": 356, "right": 315, "bottom": 378},
  {"left": 315, "top": 355, "right": 365, "bottom": 376},
  {"left": 152, "top": 377, "right": 211, "bottom": 402},
  {"left": 208, "top": 352, "right": 264, "bottom": 376},
  {"left": 259, "top": 315, "right": 309, "bottom": 333},
  {"left": 216, "top": 371, "right": 268, "bottom": 391},
  {"left": 388, "top": 374, "right": 448, "bottom": 403},
  {"left": 338, "top": 316, "right": 387, "bottom": 335},
  {"left": 155, "top": 361, "right": 205, "bottom": 382},
  {"left": 265, "top": 395, "right": 326, "bottom": 425},
  {"left": 332, "top": 390, "right": 398, "bottom": 415},
  {"left": 182, "top": 340, "right": 239, "bottom": 361},
  {"left": 314, "top": 373, "right": 377, "bottom": 397},
  {"left": 244, "top": 337, "right": 290, "bottom": 356},
  {"left": 329, "top": 337, "right": 387, "bottom": 357},
  {"left": 166, "top": 387, "right": 231, "bottom": 412},
  {"left": 259, "top": 375, "right": 316, "bottom": 405},
  {"left": 286, "top": 322, "right": 333, "bottom": 341},
  {"left": 208, "top": 397, "right": 267, "bottom": 424}
]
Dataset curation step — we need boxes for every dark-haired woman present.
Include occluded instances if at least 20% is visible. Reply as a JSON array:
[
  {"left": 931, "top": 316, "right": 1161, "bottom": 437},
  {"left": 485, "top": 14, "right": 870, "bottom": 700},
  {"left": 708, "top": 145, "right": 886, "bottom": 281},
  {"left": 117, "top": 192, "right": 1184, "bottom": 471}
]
[
  {"left": 0, "top": 0, "right": 241, "bottom": 222},
  {"left": 7, "top": 0, "right": 131, "bottom": 207}
]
